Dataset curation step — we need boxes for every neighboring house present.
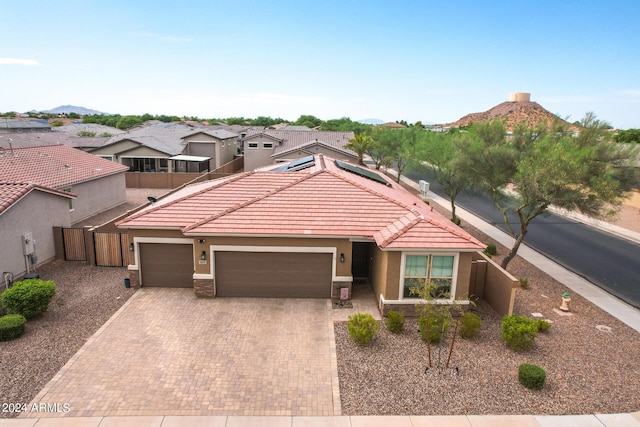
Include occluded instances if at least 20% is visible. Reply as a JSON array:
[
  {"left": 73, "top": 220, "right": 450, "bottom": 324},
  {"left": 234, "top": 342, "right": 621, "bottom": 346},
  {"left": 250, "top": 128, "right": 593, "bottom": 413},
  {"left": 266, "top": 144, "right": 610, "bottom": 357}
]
[
  {"left": 243, "top": 130, "right": 357, "bottom": 171},
  {"left": 0, "top": 183, "right": 75, "bottom": 286},
  {"left": 0, "top": 145, "right": 128, "bottom": 224},
  {"left": 0, "top": 118, "right": 51, "bottom": 134},
  {"left": 90, "top": 123, "right": 240, "bottom": 173},
  {"left": 117, "top": 154, "right": 485, "bottom": 313},
  {"left": 0, "top": 131, "right": 111, "bottom": 152}
]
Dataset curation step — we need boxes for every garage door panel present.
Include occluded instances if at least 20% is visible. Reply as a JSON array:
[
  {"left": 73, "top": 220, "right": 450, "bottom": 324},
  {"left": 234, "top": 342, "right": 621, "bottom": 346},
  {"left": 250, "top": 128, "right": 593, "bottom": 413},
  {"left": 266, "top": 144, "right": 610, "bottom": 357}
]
[
  {"left": 140, "top": 243, "right": 193, "bottom": 288},
  {"left": 215, "top": 251, "right": 332, "bottom": 298}
]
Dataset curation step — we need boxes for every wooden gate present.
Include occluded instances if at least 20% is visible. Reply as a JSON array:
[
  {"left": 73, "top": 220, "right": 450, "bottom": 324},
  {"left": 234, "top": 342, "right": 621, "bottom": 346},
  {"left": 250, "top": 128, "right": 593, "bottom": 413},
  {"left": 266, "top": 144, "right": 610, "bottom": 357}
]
[
  {"left": 94, "top": 232, "right": 130, "bottom": 267},
  {"left": 62, "top": 228, "right": 87, "bottom": 261}
]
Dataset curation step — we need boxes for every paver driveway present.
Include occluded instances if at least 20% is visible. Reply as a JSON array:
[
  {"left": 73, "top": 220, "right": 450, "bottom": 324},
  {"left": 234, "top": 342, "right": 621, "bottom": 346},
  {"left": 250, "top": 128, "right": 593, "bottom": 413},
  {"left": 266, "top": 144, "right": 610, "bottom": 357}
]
[{"left": 27, "top": 289, "right": 340, "bottom": 417}]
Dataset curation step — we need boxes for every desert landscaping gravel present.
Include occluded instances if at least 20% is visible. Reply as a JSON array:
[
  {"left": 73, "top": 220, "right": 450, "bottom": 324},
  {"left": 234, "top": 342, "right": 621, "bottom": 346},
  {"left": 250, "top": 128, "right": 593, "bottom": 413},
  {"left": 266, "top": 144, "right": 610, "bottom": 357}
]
[{"left": 335, "top": 203, "right": 640, "bottom": 415}]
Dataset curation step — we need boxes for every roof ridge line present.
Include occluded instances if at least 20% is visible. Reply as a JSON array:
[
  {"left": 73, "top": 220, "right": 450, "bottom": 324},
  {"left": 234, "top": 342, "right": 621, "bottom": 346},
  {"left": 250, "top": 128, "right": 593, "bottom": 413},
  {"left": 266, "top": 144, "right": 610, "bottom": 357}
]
[
  {"left": 419, "top": 213, "right": 485, "bottom": 246},
  {"left": 117, "top": 171, "right": 256, "bottom": 225},
  {"left": 182, "top": 169, "right": 324, "bottom": 232},
  {"left": 377, "top": 212, "right": 423, "bottom": 247}
]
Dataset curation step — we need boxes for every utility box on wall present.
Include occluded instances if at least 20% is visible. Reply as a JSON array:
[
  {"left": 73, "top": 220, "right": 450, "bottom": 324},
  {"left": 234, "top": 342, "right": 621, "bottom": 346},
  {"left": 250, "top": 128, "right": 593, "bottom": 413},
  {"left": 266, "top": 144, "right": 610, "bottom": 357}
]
[{"left": 22, "top": 232, "right": 35, "bottom": 255}]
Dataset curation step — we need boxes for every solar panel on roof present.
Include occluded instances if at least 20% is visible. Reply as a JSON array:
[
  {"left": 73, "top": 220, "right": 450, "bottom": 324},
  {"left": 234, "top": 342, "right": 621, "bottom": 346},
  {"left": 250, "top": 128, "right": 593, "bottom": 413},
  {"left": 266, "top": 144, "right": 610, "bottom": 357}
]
[
  {"left": 334, "top": 160, "right": 391, "bottom": 186},
  {"left": 287, "top": 155, "right": 314, "bottom": 169},
  {"left": 273, "top": 155, "right": 315, "bottom": 172}
]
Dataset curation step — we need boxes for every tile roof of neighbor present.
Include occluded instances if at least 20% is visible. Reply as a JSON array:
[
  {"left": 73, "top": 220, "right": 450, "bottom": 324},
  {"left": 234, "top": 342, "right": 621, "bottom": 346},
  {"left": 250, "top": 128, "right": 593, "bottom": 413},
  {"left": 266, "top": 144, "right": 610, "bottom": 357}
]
[
  {"left": 101, "top": 122, "right": 201, "bottom": 156},
  {"left": 244, "top": 130, "right": 356, "bottom": 157},
  {"left": 118, "top": 154, "right": 484, "bottom": 251},
  {"left": 0, "top": 145, "right": 129, "bottom": 189},
  {"left": 181, "top": 128, "right": 239, "bottom": 140},
  {"left": 0, "top": 182, "right": 75, "bottom": 215},
  {"left": 0, "top": 132, "right": 110, "bottom": 150}
]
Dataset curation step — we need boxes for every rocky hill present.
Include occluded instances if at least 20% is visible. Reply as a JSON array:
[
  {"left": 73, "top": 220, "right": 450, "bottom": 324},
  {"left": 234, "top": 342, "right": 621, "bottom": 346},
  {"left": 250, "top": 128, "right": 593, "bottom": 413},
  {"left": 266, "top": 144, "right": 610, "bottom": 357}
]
[
  {"left": 442, "top": 98, "right": 574, "bottom": 131},
  {"left": 39, "top": 105, "right": 105, "bottom": 115}
]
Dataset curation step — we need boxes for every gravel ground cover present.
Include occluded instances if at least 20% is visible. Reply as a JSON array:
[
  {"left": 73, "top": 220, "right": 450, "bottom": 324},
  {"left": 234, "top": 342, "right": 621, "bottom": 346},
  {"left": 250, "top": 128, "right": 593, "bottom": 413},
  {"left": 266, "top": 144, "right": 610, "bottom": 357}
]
[
  {"left": 0, "top": 261, "right": 135, "bottom": 418},
  {"left": 336, "top": 203, "right": 640, "bottom": 415}
]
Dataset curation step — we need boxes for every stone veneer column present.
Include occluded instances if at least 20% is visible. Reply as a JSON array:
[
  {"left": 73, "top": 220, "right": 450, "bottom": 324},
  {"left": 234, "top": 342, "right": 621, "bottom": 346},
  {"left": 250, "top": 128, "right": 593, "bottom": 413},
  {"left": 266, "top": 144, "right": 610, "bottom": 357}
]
[
  {"left": 128, "top": 270, "right": 140, "bottom": 288},
  {"left": 332, "top": 281, "right": 352, "bottom": 300},
  {"left": 194, "top": 279, "right": 215, "bottom": 297}
]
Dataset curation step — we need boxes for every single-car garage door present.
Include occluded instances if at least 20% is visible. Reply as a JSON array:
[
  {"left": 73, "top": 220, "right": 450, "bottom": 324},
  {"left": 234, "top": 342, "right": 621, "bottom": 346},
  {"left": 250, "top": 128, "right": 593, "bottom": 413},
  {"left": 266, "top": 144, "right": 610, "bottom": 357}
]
[
  {"left": 215, "top": 251, "right": 332, "bottom": 298},
  {"left": 139, "top": 243, "right": 193, "bottom": 288}
]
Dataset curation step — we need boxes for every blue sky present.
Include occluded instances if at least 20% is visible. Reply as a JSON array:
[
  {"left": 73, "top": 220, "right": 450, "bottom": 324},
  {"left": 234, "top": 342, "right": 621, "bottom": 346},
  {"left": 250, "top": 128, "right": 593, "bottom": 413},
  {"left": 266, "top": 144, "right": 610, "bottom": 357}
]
[{"left": 1, "top": 0, "right": 639, "bottom": 128}]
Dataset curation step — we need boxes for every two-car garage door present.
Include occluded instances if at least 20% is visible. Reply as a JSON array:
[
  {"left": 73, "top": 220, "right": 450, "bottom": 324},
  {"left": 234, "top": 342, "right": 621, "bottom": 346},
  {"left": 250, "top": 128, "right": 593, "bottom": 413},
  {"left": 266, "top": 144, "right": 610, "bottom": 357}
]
[{"left": 215, "top": 251, "right": 332, "bottom": 298}]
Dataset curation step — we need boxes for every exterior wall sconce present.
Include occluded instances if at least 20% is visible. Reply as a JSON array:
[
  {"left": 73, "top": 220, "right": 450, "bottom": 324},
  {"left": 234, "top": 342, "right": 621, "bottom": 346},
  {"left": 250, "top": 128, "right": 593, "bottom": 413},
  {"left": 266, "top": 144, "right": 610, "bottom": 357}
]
[
  {"left": 340, "top": 253, "right": 345, "bottom": 263},
  {"left": 129, "top": 243, "right": 134, "bottom": 252},
  {"left": 200, "top": 251, "right": 207, "bottom": 261}
]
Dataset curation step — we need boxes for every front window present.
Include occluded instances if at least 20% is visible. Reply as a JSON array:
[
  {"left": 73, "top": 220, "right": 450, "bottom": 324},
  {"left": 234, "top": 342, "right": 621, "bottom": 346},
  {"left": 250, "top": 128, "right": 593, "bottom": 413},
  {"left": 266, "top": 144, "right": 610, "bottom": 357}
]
[
  {"left": 248, "top": 143, "right": 258, "bottom": 149},
  {"left": 403, "top": 255, "right": 454, "bottom": 299}
]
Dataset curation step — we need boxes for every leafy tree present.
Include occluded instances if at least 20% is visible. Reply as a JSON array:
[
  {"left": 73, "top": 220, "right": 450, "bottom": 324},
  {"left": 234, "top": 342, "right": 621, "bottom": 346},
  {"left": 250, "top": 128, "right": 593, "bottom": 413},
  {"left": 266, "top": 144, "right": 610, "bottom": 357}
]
[
  {"left": 294, "top": 114, "right": 322, "bottom": 128},
  {"left": 368, "top": 127, "right": 396, "bottom": 170},
  {"left": 391, "top": 126, "right": 422, "bottom": 183},
  {"left": 321, "top": 117, "right": 372, "bottom": 133},
  {"left": 226, "top": 117, "right": 248, "bottom": 125},
  {"left": 345, "top": 134, "right": 373, "bottom": 165},
  {"left": 614, "top": 128, "right": 640, "bottom": 144},
  {"left": 416, "top": 132, "right": 471, "bottom": 223},
  {"left": 141, "top": 113, "right": 154, "bottom": 122},
  {"left": 115, "top": 115, "right": 143, "bottom": 130},
  {"left": 250, "top": 116, "right": 284, "bottom": 127},
  {"left": 67, "top": 112, "right": 80, "bottom": 119},
  {"left": 459, "top": 115, "right": 637, "bottom": 268}
]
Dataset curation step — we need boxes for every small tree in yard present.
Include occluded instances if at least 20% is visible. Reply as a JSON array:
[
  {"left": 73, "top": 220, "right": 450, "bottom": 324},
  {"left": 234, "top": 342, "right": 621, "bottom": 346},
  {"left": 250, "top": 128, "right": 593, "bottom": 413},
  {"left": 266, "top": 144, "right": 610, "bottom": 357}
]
[
  {"left": 458, "top": 115, "right": 638, "bottom": 269},
  {"left": 411, "top": 280, "right": 466, "bottom": 369},
  {"left": 345, "top": 133, "right": 373, "bottom": 165}
]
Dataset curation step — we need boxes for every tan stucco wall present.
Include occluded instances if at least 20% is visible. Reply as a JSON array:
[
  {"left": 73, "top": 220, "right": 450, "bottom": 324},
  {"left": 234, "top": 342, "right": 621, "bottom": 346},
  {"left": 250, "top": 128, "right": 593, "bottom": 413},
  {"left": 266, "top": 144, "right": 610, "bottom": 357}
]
[
  {"left": 193, "top": 236, "right": 352, "bottom": 276},
  {"left": 370, "top": 247, "right": 402, "bottom": 301},
  {"left": 90, "top": 140, "right": 139, "bottom": 159},
  {"left": 0, "top": 191, "right": 71, "bottom": 282},
  {"left": 244, "top": 136, "right": 278, "bottom": 171},
  {"left": 455, "top": 252, "right": 473, "bottom": 299},
  {"left": 70, "top": 173, "right": 127, "bottom": 224},
  {"left": 185, "top": 133, "right": 237, "bottom": 169},
  {"left": 119, "top": 146, "right": 170, "bottom": 158}
]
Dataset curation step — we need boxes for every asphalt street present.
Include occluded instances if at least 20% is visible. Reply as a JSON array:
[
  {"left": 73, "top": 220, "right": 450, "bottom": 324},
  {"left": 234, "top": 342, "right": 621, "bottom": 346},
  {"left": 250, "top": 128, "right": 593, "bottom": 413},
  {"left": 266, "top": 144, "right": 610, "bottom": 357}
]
[{"left": 404, "top": 164, "right": 640, "bottom": 309}]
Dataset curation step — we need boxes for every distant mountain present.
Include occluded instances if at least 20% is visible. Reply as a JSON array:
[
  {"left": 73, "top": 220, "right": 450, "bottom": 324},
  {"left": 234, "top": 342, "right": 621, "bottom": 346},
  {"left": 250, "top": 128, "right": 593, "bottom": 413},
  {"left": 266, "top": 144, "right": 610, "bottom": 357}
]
[
  {"left": 357, "top": 118, "right": 385, "bottom": 125},
  {"left": 442, "top": 94, "right": 575, "bottom": 131},
  {"left": 40, "top": 105, "right": 106, "bottom": 115}
]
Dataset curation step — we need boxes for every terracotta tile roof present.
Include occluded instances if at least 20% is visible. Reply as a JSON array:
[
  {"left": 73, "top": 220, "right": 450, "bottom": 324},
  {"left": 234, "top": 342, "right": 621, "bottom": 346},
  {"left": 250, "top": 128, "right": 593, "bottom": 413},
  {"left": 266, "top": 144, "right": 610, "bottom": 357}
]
[
  {"left": 117, "top": 154, "right": 484, "bottom": 251},
  {"left": 0, "top": 182, "right": 75, "bottom": 215},
  {"left": 0, "top": 145, "right": 129, "bottom": 189}
]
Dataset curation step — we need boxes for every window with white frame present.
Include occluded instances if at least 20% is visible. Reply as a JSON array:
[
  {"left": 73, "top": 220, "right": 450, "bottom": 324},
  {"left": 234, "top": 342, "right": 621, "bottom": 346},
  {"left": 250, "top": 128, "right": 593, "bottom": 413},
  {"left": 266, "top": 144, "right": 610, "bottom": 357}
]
[
  {"left": 403, "top": 255, "right": 455, "bottom": 299},
  {"left": 263, "top": 143, "right": 273, "bottom": 149},
  {"left": 248, "top": 143, "right": 258, "bottom": 149}
]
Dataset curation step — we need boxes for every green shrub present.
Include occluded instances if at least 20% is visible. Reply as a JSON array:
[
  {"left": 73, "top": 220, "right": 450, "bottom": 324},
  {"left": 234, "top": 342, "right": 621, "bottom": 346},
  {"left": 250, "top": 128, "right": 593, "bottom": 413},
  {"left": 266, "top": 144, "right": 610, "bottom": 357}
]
[
  {"left": 0, "top": 279, "right": 56, "bottom": 319},
  {"left": 519, "top": 278, "right": 529, "bottom": 289},
  {"left": 485, "top": 243, "right": 497, "bottom": 256},
  {"left": 51, "top": 120, "right": 64, "bottom": 127},
  {"left": 347, "top": 313, "right": 380, "bottom": 345},
  {"left": 501, "top": 315, "right": 538, "bottom": 352},
  {"left": 536, "top": 319, "right": 551, "bottom": 332},
  {"left": 518, "top": 363, "right": 546, "bottom": 390},
  {"left": 385, "top": 310, "right": 405, "bottom": 334},
  {"left": 419, "top": 311, "right": 450, "bottom": 343},
  {"left": 77, "top": 130, "right": 96, "bottom": 137},
  {"left": 451, "top": 216, "right": 461, "bottom": 226},
  {"left": 459, "top": 312, "right": 482, "bottom": 339},
  {"left": 98, "top": 132, "right": 113, "bottom": 137},
  {"left": 0, "top": 314, "right": 27, "bottom": 341}
]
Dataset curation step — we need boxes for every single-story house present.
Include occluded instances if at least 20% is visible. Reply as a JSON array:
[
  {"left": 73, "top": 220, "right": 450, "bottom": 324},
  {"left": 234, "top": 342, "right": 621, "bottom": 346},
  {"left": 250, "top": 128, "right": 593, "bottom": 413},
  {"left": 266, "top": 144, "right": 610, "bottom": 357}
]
[
  {"left": 243, "top": 130, "right": 358, "bottom": 171},
  {"left": 0, "top": 183, "right": 75, "bottom": 286},
  {"left": 89, "top": 123, "right": 241, "bottom": 173},
  {"left": 117, "top": 154, "right": 485, "bottom": 312}
]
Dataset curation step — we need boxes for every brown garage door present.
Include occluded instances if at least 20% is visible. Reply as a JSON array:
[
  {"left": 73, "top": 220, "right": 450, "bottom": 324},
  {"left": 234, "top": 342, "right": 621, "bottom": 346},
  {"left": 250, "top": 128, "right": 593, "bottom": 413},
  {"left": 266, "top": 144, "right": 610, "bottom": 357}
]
[
  {"left": 215, "top": 251, "right": 332, "bottom": 298},
  {"left": 139, "top": 243, "right": 193, "bottom": 288}
]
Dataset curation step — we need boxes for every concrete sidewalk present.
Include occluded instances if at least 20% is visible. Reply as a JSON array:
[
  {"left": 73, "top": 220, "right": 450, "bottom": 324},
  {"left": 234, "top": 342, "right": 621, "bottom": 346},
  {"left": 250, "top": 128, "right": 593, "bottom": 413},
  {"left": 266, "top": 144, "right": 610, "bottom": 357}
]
[{"left": 1, "top": 413, "right": 640, "bottom": 426}]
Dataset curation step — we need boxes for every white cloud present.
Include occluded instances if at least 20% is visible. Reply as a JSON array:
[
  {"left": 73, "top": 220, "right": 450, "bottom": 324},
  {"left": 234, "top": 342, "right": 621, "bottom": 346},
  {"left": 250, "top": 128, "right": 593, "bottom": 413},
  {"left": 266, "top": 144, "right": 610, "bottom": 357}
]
[
  {"left": 135, "top": 31, "right": 193, "bottom": 43},
  {"left": 0, "top": 58, "right": 41, "bottom": 66}
]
